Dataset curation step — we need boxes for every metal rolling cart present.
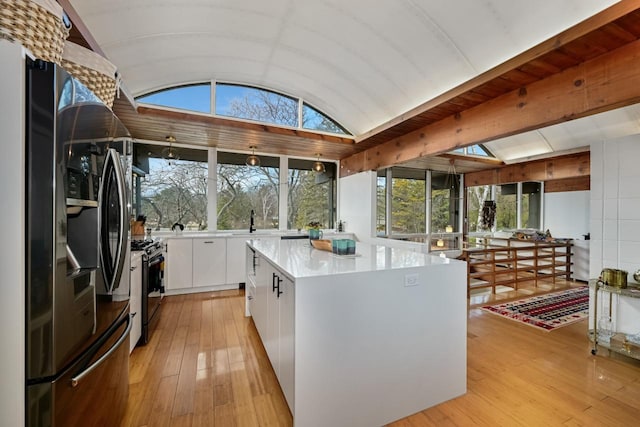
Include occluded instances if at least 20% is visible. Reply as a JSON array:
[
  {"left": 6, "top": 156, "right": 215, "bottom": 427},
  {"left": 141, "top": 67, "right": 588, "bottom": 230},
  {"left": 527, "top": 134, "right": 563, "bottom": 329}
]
[{"left": 590, "top": 279, "right": 640, "bottom": 358}]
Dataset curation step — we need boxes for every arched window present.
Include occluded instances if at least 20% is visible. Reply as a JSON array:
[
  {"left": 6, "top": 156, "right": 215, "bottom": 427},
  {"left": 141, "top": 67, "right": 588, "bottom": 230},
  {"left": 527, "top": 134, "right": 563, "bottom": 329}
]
[
  {"left": 302, "top": 103, "right": 349, "bottom": 134},
  {"left": 136, "top": 82, "right": 351, "bottom": 136},
  {"left": 137, "top": 83, "right": 212, "bottom": 113},
  {"left": 215, "top": 83, "right": 298, "bottom": 127}
]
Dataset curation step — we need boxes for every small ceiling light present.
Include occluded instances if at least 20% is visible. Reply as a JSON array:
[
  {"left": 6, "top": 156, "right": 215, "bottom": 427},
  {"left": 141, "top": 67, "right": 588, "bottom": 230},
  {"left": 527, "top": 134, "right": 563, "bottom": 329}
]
[
  {"left": 162, "top": 136, "right": 180, "bottom": 165},
  {"left": 246, "top": 146, "right": 260, "bottom": 167},
  {"left": 436, "top": 237, "right": 445, "bottom": 248},
  {"left": 312, "top": 153, "right": 325, "bottom": 173}
]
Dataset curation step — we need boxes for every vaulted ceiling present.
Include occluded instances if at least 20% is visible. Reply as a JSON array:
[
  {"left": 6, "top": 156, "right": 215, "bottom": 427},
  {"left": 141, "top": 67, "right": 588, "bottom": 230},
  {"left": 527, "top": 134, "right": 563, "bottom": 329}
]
[{"left": 62, "top": 0, "right": 640, "bottom": 175}]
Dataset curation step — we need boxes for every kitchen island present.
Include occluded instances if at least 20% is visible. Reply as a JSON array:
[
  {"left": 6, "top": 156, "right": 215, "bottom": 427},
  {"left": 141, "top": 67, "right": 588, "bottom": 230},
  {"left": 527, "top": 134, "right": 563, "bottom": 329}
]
[{"left": 246, "top": 239, "right": 467, "bottom": 427}]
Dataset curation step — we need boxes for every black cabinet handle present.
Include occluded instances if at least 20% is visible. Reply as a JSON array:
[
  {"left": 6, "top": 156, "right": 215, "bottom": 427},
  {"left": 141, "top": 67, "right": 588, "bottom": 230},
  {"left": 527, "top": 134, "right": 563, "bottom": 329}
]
[{"left": 272, "top": 273, "right": 283, "bottom": 298}]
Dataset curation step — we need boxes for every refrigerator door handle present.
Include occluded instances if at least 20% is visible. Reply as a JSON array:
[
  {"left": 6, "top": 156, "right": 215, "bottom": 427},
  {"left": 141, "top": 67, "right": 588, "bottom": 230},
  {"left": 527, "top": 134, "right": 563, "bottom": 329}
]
[
  {"left": 70, "top": 314, "right": 132, "bottom": 387},
  {"left": 99, "top": 148, "right": 129, "bottom": 293}
]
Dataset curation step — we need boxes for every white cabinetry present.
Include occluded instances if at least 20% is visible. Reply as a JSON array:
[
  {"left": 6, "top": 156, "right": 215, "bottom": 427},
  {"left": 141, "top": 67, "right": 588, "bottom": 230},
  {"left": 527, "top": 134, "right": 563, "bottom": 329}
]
[
  {"left": 249, "top": 247, "right": 295, "bottom": 412},
  {"left": 573, "top": 240, "right": 590, "bottom": 282},
  {"left": 247, "top": 239, "right": 467, "bottom": 427},
  {"left": 278, "top": 274, "right": 295, "bottom": 410},
  {"left": 252, "top": 251, "right": 269, "bottom": 340},
  {"left": 228, "top": 236, "right": 279, "bottom": 285},
  {"left": 129, "top": 255, "right": 143, "bottom": 353},
  {"left": 226, "top": 237, "right": 250, "bottom": 284},
  {"left": 192, "top": 238, "right": 227, "bottom": 287},
  {"left": 166, "top": 238, "right": 193, "bottom": 290}
]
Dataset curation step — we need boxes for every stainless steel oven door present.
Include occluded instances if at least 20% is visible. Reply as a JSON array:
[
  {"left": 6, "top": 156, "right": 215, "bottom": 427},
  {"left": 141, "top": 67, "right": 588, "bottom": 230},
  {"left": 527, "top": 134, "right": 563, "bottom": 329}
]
[{"left": 141, "top": 253, "right": 163, "bottom": 344}]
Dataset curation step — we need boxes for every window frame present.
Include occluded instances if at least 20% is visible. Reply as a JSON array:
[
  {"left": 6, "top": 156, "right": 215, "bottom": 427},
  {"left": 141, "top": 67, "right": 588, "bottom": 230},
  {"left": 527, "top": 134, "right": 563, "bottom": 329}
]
[
  {"left": 135, "top": 81, "right": 353, "bottom": 137},
  {"left": 132, "top": 144, "right": 338, "bottom": 232}
]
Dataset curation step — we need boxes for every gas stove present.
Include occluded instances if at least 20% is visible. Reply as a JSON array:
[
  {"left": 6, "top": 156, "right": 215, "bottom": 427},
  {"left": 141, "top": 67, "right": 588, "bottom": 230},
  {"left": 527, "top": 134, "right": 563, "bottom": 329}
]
[
  {"left": 131, "top": 239, "right": 154, "bottom": 251},
  {"left": 132, "top": 239, "right": 163, "bottom": 256}
]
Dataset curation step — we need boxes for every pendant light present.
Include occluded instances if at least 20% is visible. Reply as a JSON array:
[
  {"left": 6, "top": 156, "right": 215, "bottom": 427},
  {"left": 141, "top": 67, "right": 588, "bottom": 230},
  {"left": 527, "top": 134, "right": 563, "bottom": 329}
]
[
  {"left": 444, "top": 158, "right": 459, "bottom": 194},
  {"left": 162, "top": 136, "right": 180, "bottom": 165},
  {"left": 245, "top": 146, "right": 260, "bottom": 167},
  {"left": 312, "top": 153, "right": 325, "bottom": 173},
  {"left": 436, "top": 235, "right": 445, "bottom": 248}
]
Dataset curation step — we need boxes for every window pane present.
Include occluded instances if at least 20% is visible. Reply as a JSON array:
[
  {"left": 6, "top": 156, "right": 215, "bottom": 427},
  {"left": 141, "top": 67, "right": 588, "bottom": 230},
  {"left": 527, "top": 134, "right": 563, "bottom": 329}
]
[
  {"left": 217, "top": 152, "right": 279, "bottom": 230},
  {"left": 391, "top": 169, "right": 425, "bottom": 234},
  {"left": 288, "top": 159, "right": 336, "bottom": 230},
  {"left": 138, "top": 148, "right": 209, "bottom": 231},
  {"left": 496, "top": 184, "right": 517, "bottom": 230},
  {"left": 137, "top": 84, "right": 211, "bottom": 113},
  {"left": 431, "top": 171, "right": 461, "bottom": 233},
  {"left": 216, "top": 83, "right": 298, "bottom": 127},
  {"left": 466, "top": 185, "right": 493, "bottom": 232},
  {"left": 302, "top": 103, "right": 350, "bottom": 135},
  {"left": 466, "top": 144, "right": 492, "bottom": 157},
  {"left": 376, "top": 170, "right": 387, "bottom": 235},
  {"left": 521, "top": 181, "right": 542, "bottom": 229}
]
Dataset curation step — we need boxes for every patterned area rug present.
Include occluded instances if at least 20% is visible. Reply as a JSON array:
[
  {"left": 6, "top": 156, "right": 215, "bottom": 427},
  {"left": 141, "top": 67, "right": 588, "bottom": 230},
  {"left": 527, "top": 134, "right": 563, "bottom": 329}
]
[{"left": 481, "top": 287, "right": 589, "bottom": 331}]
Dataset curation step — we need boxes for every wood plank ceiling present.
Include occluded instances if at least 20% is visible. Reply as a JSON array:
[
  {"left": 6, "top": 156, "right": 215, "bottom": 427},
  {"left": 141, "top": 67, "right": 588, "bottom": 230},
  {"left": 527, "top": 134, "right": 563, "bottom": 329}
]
[
  {"left": 340, "top": 1, "right": 640, "bottom": 176},
  {"left": 63, "top": 0, "right": 640, "bottom": 175}
]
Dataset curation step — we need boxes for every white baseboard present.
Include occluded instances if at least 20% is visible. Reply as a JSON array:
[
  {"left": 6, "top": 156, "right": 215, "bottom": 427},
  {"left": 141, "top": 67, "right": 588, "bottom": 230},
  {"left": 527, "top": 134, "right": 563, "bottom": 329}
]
[{"left": 163, "top": 283, "right": 240, "bottom": 296}]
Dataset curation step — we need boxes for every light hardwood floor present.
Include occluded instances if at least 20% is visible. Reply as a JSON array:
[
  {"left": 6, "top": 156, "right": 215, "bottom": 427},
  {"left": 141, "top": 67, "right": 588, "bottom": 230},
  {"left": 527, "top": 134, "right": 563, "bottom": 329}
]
[{"left": 121, "top": 281, "right": 640, "bottom": 426}]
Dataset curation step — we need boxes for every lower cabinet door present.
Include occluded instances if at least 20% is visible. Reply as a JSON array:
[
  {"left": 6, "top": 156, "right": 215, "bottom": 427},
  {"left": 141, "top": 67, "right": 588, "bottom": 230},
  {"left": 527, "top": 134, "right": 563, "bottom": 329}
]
[
  {"left": 192, "top": 238, "right": 227, "bottom": 287},
  {"left": 279, "top": 276, "right": 295, "bottom": 412},
  {"left": 129, "top": 256, "right": 142, "bottom": 352},
  {"left": 266, "top": 268, "right": 280, "bottom": 371},
  {"left": 166, "top": 238, "right": 193, "bottom": 290}
]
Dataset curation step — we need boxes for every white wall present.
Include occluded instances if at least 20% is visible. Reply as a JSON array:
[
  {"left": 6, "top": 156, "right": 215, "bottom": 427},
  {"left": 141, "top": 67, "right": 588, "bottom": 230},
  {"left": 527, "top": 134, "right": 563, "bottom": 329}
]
[
  {"left": 0, "top": 40, "right": 26, "bottom": 427},
  {"left": 544, "top": 191, "right": 590, "bottom": 239},
  {"left": 338, "top": 171, "right": 376, "bottom": 242},
  {"left": 590, "top": 136, "right": 640, "bottom": 279}
]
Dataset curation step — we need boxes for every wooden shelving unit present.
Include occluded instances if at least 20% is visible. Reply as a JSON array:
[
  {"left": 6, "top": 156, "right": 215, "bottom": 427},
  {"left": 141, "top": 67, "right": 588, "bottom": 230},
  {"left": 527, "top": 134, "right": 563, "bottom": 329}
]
[{"left": 461, "top": 237, "right": 573, "bottom": 296}]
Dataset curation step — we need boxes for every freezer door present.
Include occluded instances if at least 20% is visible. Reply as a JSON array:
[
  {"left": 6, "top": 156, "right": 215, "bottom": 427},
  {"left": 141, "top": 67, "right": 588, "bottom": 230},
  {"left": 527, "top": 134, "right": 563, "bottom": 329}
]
[{"left": 27, "top": 313, "right": 132, "bottom": 427}]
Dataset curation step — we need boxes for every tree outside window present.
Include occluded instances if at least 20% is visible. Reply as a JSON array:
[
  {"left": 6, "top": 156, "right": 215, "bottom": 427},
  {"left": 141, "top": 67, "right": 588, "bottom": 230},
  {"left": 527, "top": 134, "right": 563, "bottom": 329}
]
[
  {"left": 217, "top": 152, "right": 279, "bottom": 231},
  {"left": 496, "top": 184, "right": 517, "bottom": 230},
  {"left": 288, "top": 159, "right": 336, "bottom": 230},
  {"left": 376, "top": 171, "right": 387, "bottom": 235},
  {"left": 391, "top": 168, "right": 426, "bottom": 234},
  {"left": 138, "top": 152, "right": 208, "bottom": 231},
  {"left": 467, "top": 185, "right": 492, "bottom": 232}
]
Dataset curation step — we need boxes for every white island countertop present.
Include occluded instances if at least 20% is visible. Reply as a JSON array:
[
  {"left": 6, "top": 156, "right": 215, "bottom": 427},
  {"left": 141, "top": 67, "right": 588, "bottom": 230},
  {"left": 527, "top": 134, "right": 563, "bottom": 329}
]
[
  {"left": 246, "top": 237, "right": 467, "bottom": 427},
  {"left": 248, "top": 238, "right": 458, "bottom": 280}
]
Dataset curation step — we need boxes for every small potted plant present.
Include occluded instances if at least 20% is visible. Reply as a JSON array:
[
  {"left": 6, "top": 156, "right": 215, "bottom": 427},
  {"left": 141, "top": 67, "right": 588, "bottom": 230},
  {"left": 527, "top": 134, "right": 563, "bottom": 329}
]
[{"left": 306, "top": 221, "right": 323, "bottom": 240}]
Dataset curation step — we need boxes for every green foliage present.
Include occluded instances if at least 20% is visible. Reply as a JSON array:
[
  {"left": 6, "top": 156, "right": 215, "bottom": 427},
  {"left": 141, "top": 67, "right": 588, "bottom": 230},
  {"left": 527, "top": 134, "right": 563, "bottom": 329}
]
[
  {"left": 288, "top": 170, "right": 333, "bottom": 230},
  {"left": 391, "top": 178, "right": 426, "bottom": 233}
]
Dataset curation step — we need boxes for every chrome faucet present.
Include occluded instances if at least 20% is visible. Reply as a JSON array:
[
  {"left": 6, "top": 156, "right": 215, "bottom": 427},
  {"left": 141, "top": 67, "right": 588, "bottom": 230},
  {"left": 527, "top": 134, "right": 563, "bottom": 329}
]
[{"left": 250, "top": 209, "right": 256, "bottom": 233}]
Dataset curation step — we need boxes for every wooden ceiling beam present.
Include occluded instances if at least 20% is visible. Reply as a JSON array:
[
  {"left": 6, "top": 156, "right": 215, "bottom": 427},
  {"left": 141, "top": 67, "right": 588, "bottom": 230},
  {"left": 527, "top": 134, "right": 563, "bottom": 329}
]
[
  {"left": 340, "top": 37, "right": 640, "bottom": 177},
  {"left": 137, "top": 106, "right": 355, "bottom": 146},
  {"left": 464, "top": 152, "right": 590, "bottom": 187},
  {"left": 353, "top": 0, "right": 640, "bottom": 145}
]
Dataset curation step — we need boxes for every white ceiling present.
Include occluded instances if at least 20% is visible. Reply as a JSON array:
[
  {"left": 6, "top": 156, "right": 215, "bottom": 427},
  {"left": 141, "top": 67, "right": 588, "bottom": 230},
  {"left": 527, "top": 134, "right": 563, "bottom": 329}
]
[
  {"left": 70, "top": 0, "right": 628, "bottom": 160},
  {"left": 485, "top": 103, "right": 640, "bottom": 163}
]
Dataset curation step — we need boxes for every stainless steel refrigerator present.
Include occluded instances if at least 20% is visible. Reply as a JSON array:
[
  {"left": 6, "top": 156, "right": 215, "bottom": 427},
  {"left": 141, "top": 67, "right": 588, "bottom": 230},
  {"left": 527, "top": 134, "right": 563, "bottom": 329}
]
[{"left": 25, "top": 58, "right": 132, "bottom": 427}]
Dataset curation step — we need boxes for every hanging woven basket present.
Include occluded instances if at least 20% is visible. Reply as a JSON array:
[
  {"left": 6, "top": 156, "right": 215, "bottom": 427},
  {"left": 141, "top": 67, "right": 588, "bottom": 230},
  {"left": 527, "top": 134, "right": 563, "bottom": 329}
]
[
  {"left": 61, "top": 40, "right": 119, "bottom": 109},
  {"left": 0, "top": 0, "right": 69, "bottom": 64}
]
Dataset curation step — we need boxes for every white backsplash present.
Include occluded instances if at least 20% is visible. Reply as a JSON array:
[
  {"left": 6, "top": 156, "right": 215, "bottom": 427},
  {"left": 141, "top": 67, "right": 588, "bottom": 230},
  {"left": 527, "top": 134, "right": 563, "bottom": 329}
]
[{"left": 591, "top": 135, "right": 640, "bottom": 280}]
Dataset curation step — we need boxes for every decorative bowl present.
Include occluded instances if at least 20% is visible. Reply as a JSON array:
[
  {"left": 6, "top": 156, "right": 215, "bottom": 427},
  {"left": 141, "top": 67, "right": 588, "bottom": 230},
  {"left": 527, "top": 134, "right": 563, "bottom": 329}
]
[{"left": 310, "top": 239, "right": 332, "bottom": 252}]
